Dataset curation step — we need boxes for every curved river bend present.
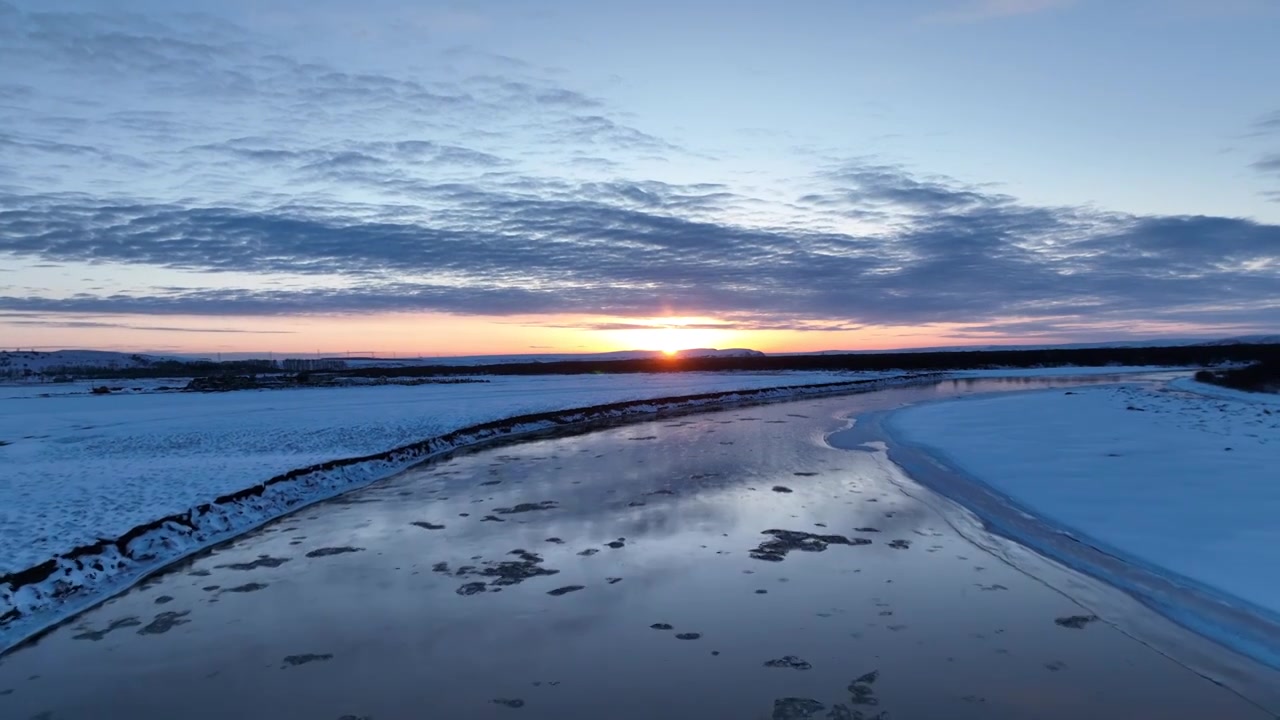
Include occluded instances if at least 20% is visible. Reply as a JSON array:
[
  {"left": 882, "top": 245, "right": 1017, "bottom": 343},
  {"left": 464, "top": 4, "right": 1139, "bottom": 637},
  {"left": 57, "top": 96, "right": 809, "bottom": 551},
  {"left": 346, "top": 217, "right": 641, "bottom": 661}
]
[{"left": 1, "top": 375, "right": 1273, "bottom": 719}]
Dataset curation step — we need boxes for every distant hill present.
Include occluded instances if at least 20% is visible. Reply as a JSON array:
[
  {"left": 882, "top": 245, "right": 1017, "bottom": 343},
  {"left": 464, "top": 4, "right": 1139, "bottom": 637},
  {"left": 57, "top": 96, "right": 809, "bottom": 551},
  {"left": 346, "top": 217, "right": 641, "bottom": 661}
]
[
  {"left": 6, "top": 335, "right": 1278, "bottom": 381},
  {"left": 0, "top": 347, "right": 767, "bottom": 380},
  {"left": 0, "top": 350, "right": 180, "bottom": 378},
  {"left": 341, "top": 347, "right": 765, "bottom": 368},
  {"left": 1191, "top": 335, "right": 1280, "bottom": 347},
  {"left": 782, "top": 335, "right": 1280, "bottom": 356}
]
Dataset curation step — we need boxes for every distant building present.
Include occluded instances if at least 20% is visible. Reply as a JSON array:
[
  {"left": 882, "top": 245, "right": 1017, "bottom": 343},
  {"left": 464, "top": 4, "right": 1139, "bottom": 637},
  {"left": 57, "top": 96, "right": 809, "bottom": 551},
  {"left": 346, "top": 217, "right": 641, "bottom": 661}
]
[{"left": 281, "top": 358, "right": 348, "bottom": 372}]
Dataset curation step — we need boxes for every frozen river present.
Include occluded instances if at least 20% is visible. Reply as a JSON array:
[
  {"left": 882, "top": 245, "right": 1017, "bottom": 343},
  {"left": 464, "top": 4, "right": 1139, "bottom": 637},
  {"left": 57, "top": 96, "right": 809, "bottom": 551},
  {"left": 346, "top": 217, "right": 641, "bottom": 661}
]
[{"left": 0, "top": 376, "right": 1272, "bottom": 719}]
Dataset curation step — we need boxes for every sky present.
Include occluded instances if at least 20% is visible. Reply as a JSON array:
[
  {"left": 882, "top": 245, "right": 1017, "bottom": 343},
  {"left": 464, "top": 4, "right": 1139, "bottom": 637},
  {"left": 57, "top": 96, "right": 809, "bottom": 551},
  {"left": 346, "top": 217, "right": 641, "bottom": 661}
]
[{"left": 2, "top": 0, "right": 1279, "bottom": 357}]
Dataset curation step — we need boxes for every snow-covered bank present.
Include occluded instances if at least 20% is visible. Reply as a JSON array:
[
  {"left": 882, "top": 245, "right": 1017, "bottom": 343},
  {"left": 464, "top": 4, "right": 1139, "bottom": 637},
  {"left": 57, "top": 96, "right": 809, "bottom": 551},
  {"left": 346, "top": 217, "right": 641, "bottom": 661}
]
[
  {"left": 950, "top": 365, "right": 1190, "bottom": 379},
  {"left": 0, "top": 372, "right": 925, "bottom": 652},
  {"left": 884, "top": 382, "right": 1280, "bottom": 665},
  {"left": 0, "top": 372, "right": 861, "bottom": 574}
]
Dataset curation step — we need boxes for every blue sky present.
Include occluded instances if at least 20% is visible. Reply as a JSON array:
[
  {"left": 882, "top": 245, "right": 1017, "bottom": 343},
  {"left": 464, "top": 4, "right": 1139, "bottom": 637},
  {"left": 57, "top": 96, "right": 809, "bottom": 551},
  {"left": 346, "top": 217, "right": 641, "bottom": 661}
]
[{"left": 1, "top": 0, "right": 1279, "bottom": 354}]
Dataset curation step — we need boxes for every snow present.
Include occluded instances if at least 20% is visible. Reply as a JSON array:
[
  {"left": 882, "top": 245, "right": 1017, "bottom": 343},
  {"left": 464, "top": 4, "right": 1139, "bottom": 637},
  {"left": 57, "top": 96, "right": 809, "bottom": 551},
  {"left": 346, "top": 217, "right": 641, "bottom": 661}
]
[
  {"left": 778, "top": 334, "right": 1280, "bottom": 355},
  {"left": 950, "top": 365, "right": 1189, "bottom": 378},
  {"left": 0, "top": 371, "right": 870, "bottom": 575},
  {"left": 885, "top": 382, "right": 1280, "bottom": 662},
  {"left": 1169, "top": 376, "right": 1280, "bottom": 407},
  {"left": 0, "top": 370, "right": 926, "bottom": 651},
  {"left": 0, "top": 378, "right": 189, "bottom": 399},
  {"left": 0, "top": 350, "right": 176, "bottom": 378}
]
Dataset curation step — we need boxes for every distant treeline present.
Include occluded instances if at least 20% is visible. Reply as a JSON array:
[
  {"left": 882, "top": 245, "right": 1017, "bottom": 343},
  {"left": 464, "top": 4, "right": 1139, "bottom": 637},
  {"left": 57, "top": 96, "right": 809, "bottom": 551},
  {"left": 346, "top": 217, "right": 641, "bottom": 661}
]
[
  {"left": 58, "top": 359, "right": 279, "bottom": 380},
  {"left": 1195, "top": 361, "right": 1280, "bottom": 394},
  {"left": 30, "top": 343, "right": 1280, "bottom": 381},
  {"left": 337, "top": 343, "right": 1280, "bottom": 378}
]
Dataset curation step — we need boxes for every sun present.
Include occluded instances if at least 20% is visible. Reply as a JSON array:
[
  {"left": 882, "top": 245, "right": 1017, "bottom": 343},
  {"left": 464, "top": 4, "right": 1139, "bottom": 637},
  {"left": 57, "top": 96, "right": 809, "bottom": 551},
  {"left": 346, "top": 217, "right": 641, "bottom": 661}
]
[{"left": 615, "top": 323, "right": 732, "bottom": 355}]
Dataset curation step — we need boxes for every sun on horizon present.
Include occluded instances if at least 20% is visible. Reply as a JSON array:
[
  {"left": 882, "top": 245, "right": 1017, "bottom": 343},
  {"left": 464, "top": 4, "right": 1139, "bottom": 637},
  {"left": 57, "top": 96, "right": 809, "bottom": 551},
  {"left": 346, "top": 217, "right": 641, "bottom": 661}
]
[{"left": 604, "top": 319, "right": 737, "bottom": 355}]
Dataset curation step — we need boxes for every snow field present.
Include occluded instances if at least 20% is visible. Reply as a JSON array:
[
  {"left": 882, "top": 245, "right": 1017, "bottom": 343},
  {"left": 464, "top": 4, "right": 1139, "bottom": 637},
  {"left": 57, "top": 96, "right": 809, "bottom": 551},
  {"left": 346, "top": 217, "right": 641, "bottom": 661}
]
[{"left": 886, "top": 382, "right": 1280, "bottom": 634}]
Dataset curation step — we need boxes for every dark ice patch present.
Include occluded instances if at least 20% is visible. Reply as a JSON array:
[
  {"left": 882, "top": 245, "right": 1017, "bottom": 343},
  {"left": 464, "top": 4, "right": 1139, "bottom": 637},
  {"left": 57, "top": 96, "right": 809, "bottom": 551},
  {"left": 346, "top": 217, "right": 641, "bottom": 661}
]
[
  {"left": 793, "top": 472, "right": 819, "bottom": 477},
  {"left": 887, "top": 539, "right": 911, "bottom": 550},
  {"left": 457, "top": 582, "right": 488, "bottom": 596},
  {"left": 578, "top": 548, "right": 599, "bottom": 557},
  {"left": 305, "top": 547, "right": 363, "bottom": 558},
  {"left": 139, "top": 611, "right": 191, "bottom": 636},
  {"left": 547, "top": 585, "right": 584, "bottom": 596},
  {"left": 854, "top": 527, "right": 879, "bottom": 533},
  {"left": 1055, "top": 614, "right": 1099, "bottom": 629},
  {"left": 494, "top": 501, "right": 557, "bottom": 514},
  {"left": 545, "top": 537, "right": 564, "bottom": 544},
  {"left": 282, "top": 653, "right": 333, "bottom": 668},
  {"left": 675, "top": 632, "right": 701, "bottom": 640},
  {"left": 223, "top": 582, "right": 268, "bottom": 593},
  {"left": 436, "top": 549, "right": 560, "bottom": 592},
  {"left": 73, "top": 616, "right": 141, "bottom": 641},
  {"left": 605, "top": 539, "right": 626, "bottom": 549},
  {"left": 154, "top": 595, "right": 174, "bottom": 605},
  {"left": 750, "top": 529, "right": 871, "bottom": 562},
  {"left": 650, "top": 623, "right": 673, "bottom": 630},
  {"left": 764, "top": 655, "right": 812, "bottom": 670},
  {"left": 411, "top": 521, "right": 446, "bottom": 530},
  {"left": 481, "top": 515, "right": 506, "bottom": 523},
  {"left": 772, "top": 486, "right": 793, "bottom": 493},
  {"left": 772, "top": 697, "right": 825, "bottom": 719},
  {"left": 606, "top": 577, "right": 622, "bottom": 584},
  {"left": 848, "top": 670, "right": 880, "bottom": 706},
  {"left": 217, "top": 555, "right": 290, "bottom": 571}
]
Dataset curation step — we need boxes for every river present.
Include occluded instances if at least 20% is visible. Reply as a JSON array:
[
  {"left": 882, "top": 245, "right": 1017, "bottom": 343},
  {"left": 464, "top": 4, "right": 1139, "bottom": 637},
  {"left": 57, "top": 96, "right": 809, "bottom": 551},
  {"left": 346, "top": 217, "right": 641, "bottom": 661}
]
[{"left": 0, "top": 375, "right": 1270, "bottom": 719}]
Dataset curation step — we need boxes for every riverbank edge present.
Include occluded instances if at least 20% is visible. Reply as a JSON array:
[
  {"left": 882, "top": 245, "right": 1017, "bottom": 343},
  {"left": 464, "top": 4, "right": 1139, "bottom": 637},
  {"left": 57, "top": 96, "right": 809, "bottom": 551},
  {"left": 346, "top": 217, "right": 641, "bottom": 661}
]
[
  {"left": 873, "top": 384, "right": 1280, "bottom": 676},
  {"left": 0, "top": 373, "right": 939, "bottom": 656}
]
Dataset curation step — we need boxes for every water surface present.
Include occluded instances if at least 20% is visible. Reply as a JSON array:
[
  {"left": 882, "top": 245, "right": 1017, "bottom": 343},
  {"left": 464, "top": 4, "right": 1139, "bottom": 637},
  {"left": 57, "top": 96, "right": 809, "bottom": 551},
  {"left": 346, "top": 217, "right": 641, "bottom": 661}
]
[{"left": 0, "top": 376, "right": 1269, "bottom": 719}]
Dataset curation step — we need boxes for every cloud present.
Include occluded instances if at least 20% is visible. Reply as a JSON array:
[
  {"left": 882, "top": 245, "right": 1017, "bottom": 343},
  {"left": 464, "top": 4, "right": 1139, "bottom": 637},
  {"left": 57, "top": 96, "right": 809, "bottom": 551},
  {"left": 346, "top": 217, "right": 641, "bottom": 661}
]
[
  {"left": 534, "top": 115, "right": 682, "bottom": 155},
  {"left": 1248, "top": 112, "right": 1280, "bottom": 200},
  {"left": 803, "top": 163, "right": 1012, "bottom": 214},
  {"left": 0, "top": 83, "right": 34, "bottom": 100},
  {"left": 0, "top": 316, "right": 295, "bottom": 333},
  {"left": 539, "top": 319, "right": 868, "bottom": 332},
  {"left": 925, "top": 0, "right": 1075, "bottom": 23},
  {"left": 1, "top": 3, "right": 1276, "bottom": 340},
  {"left": 0, "top": 132, "right": 150, "bottom": 168},
  {"left": 0, "top": 2, "right": 673, "bottom": 201},
  {"left": 1253, "top": 154, "right": 1280, "bottom": 175},
  {"left": 1251, "top": 111, "right": 1280, "bottom": 137},
  {"left": 1, "top": 163, "right": 1277, "bottom": 334}
]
